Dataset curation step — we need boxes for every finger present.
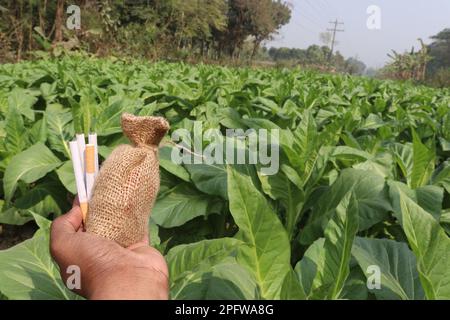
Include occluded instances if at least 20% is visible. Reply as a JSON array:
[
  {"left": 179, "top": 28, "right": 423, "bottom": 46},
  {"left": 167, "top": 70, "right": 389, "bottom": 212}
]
[
  {"left": 50, "top": 205, "right": 83, "bottom": 261},
  {"left": 52, "top": 204, "right": 83, "bottom": 236}
]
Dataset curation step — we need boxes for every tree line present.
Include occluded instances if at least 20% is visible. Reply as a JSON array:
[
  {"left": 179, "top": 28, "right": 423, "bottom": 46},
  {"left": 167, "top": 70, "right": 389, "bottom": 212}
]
[
  {"left": 379, "top": 30, "right": 450, "bottom": 87},
  {"left": 0, "top": 0, "right": 291, "bottom": 62},
  {"left": 265, "top": 46, "right": 367, "bottom": 75}
]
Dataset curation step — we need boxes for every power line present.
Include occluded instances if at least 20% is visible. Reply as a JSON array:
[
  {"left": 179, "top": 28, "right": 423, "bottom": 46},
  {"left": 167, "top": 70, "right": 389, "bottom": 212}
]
[
  {"left": 326, "top": 19, "right": 344, "bottom": 61},
  {"left": 322, "top": 0, "right": 340, "bottom": 15},
  {"left": 292, "top": 4, "right": 325, "bottom": 30},
  {"left": 304, "top": 0, "right": 330, "bottom": 23},
  {"left": 315, "top": 0, "right": 336, "bottom": 17}
]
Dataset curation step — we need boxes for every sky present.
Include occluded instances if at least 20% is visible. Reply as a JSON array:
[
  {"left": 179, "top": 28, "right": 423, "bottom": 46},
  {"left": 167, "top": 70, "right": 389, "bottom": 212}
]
[{"left": 266, "top": 0, "right": 450, "bottom": 68}]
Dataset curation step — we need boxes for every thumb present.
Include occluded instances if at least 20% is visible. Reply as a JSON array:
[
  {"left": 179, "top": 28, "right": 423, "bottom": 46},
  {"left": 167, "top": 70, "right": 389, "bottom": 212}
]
[
  {"left": 51, "top": 203, "right": 83, "bottom": 237},
  {"left": 50, "top": 203, "right": 84, "bottom": 262}
]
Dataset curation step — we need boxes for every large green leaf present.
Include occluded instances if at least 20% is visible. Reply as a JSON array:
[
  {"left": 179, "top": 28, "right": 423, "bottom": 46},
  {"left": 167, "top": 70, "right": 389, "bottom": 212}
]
[
  {"left": 411, "top": 130, "right": 435, "bottom": 189},
  {"left": 159, "top": 145, "right": 191, "bottom": 182},
  {"left": 55, "top": 161, "right": 77, "bottom": 194},
  {"left": 280, "top": 269, "right": 306, "bottom": 300},
  {"left": 227, "top": 166, "right": 290, "bottom": 299},
  {"left": 8, "top": 88, "right": 37, "bottom": 121},
  {"left": 185, "top": 163, "right": 228, "bottom": 200},
  {"left": 388, "top": 181, "right": 443, "bottom": 221},
  {"left": 352, "top": 237, "right": 424, "bottom": 300},
  {"left": 152, "top": 183, "right": 213, "bottom": 228},
  {"left": 0, "top": 207, "right": 34, "bottom": 225},
  {"left": 397, "top": 189, "right": 450, "bottom": 299},
  {"left": 294, "top": 238, "right": 325, "bottom": 297},
  {"left": 300, "top": 169, "right": 391, "bottom": 245},
  {"left": 46, "top": 104, "right": 73, "bottom": 157},
  {"left": 0, "top": 181, "right": 67, "bottom": 225},
  {"left": 14, "top": 182, "right": 68, "bottom": 218},
  {"left": 4, "top": 105, "right": 28, "bottom": 154},
  {"left": 3, "top": 143, "right": 62, "bottom": 202},
  {"left": 170, "top": 258, "right": 260, "bottom": 300},
  {"left": 166, "top": 238, "right": 243, "bottom": 282},
  {"left": 0, "top": 221, "right": 80, "bottom": 300},
  {"left": 310, "top": 192, "right": 359, "bottom": 299},
  {"left": 258, "top": 170, "right": 304, "bottom": 240}
]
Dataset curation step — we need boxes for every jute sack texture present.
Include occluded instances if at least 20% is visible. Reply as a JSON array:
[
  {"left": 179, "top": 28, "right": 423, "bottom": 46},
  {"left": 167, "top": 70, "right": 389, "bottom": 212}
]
[{"left": 86, "top": 113, "right": 170, "bottom": 247}]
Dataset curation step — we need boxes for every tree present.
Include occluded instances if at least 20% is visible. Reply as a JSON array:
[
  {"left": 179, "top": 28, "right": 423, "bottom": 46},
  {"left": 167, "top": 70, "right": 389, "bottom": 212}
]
[
  {"left": 427, "top": 28, "right": 450, "bottom": 75},
  {"left": 248, "top": 0, "right": 290, "bottom": 60},
  {"left": 345, "top": 57, "right": 366, "bottom": 75},
  {"left": 54, "top": 0, "right": 65, "bottom": 43}
]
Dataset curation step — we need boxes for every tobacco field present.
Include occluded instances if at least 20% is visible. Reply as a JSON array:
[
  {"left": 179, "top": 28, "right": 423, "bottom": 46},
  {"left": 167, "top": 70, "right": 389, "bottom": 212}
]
[{"left": 0, "top": 56, "right": 449, "bottom": 300}]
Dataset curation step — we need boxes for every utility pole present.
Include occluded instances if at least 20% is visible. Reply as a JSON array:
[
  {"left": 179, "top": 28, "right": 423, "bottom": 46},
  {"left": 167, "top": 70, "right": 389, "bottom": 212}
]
[{"left": 327, "top": 19, "right": 344, "bottom": 62}]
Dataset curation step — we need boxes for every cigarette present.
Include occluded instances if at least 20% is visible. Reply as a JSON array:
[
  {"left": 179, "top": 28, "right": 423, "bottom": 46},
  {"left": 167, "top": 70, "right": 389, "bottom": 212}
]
[
  {"left": 69, "top": 141, "right": 88, "bottom": 223},
  {"left": 76, "top": 134, "right": 86, "bottom": 179},
  {"left": 85, "top": 144, "right": 95, "bottom": 200},
  {"left": 88, "top": 133, "right": 99, "bottom": 177}
]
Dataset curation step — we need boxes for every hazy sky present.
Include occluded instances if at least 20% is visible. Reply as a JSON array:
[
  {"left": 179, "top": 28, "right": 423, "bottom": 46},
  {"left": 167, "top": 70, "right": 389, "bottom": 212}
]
[{"left": 266, "top": 0, "right": 450, "bottom": 68}]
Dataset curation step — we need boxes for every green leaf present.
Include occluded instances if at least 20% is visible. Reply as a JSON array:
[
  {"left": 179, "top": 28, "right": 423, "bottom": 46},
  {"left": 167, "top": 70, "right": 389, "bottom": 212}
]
[
  {"left": 310, "top": 192, "right": 359, "bottom": 299},
  {"left": 55, "top": 161, "right": 76, "bottom": 194},
  {"left": 95, "top": 99, "right": 132, "bottom": 136},
  {"left": 258, "top": 170, "right": 304, "bottom": 240},
  {"left": 148, "top": 218, "right": 161, "bottom": 247},
  {"left": 398, "top": 189, "right": 450, "bottom": 299},
  {"left": 391, "top": 143, "right": 413, "bottom": 185},
  {"left": 170, "top": 258, "right": 260, "bottom": 300},
  {"left": 280, "top": 269, "right": 306, "bottom": 300},
  {"left": 294, "top": 238, "right": 325, "bottom": 297},
  {"left": 300, "top": 169, "right": 391, "bottom": 245},
  {"left": 411, "top": 130, "right": 435, "bottom": 189},
  {"left": 159, "top": 145, "right": 191, "bottom": 182},
  {"left": 185, "top": 163, "right": 228, "bottom": 200},
  {"left": 166, "top": 238, "right": 243, "bottom": 282},
  {"left": 4, "top": 143, "right": 62, "bottom": 202},
  {"left": 46, "top": 105, "right": 73, "bottom": 157},
  {"left": 14, "top": 182, "right": 68, "bottom": 219},
  {"left": 0, "top": 207, "right": 33, "bottom": 225},
  {"left": 8, "top": 88, "right": 37, "bottom": 121},
  {"left": 432, "top": 161, "right": 450, "bottom": 194},
  {"left": 341, "top": 266, "right": 369, "bottom": 300},
  {"left": 352, "top": 237, "right": 424, "bottom": 300},
  {"left": 388, "top": 181, "right": 443, "bottom": 221},
  {"left": 29, "top": 118, "right": 47, "bottom": 145},
  {"left": 4, "top": 105, "right": 27, "bottom": 154},
  {"left": 152, "top": 183, "right": 212, "bottom": 228},
  {"left": 0, "top": 227, "right": 81, "bottom": 300},
  {"left": 227, "top": 166, "right": 290, "bottom": 299}
]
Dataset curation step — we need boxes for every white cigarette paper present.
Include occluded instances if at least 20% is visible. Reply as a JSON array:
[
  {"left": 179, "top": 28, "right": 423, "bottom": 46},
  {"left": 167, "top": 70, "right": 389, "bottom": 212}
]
[
  {"left": 85, "top": 144, "right": 96, "bottom": 200},
  {"left": 69, "top": 141, "right": 88, "bottom": 222},
  {"left": 76, "top": 134, "right": 86, "bottom": 180},
  {"left": 88, "top": 133, "right": 99, "bottom": 177}
]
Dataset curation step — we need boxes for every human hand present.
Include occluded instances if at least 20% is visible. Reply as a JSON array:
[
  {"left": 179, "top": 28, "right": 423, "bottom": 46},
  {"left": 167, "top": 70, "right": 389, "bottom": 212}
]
[{"left": 50, "top": 199, "right": 169, "bottom": 300}]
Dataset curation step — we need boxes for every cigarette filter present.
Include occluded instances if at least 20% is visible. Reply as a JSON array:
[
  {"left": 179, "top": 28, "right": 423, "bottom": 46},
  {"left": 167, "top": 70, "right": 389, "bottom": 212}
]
[
  {"left": 88, "top": 133, "right": 99, "bottom": 177},
  {"left": 85, "top": 144, "right": 96, "bottom": 200}
]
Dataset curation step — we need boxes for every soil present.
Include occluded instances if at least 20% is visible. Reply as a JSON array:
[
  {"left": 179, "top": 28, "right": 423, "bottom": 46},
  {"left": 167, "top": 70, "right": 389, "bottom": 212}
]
[{"left": 0, "top": 222, "right": 37, "bottom": 250}]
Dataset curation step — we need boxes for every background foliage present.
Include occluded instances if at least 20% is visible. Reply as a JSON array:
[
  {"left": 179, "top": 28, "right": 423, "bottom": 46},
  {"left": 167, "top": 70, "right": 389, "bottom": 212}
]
[{"left": 0, "top": 56, "right": 449, "bottom": 299}]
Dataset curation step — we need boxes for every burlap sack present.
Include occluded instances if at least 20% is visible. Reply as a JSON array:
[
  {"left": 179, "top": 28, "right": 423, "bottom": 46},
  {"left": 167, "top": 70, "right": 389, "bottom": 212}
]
[{"left": 86, "top": 113, "right": 169, "bottom": 247}]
